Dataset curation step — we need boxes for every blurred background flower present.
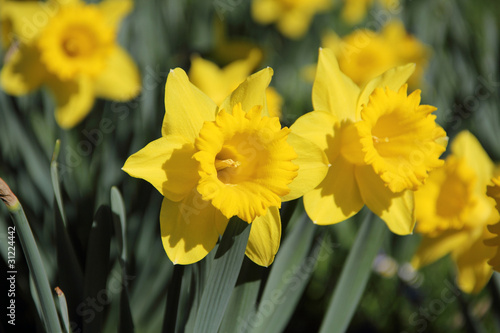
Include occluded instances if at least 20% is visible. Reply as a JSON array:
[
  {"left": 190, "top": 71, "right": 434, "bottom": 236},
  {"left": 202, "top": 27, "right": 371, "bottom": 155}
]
[
  {"left": 251, "top": 0, "right": 331, "bottom": 39},
  {"left": 0, "top": 0, "right": 140, "bottom": 128},
  {"left": 412, "top": 131, "right": 499, "bottom": 293}
]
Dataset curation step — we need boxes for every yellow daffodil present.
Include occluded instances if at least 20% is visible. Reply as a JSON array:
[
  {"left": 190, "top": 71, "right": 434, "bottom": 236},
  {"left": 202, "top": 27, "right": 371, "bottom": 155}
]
[
  {"left": 290, "top": 48, "right": 446, "bottom": 235},
  {"left": 485, "top": 177, "right": 500, "bottom": 272},
  {"left": 122, "top": 68, "right": 328, "bottom": 266},
  {"left": 251, "top": 0, "right": 331, "bottom": 39},
  {"left": 412, "top": 131, "right": 498, "bottom": 293},
  {"left": 188, "top": 50, "right": 262, "bottom": 106},
  {"left": 188, "top": 51, "right": 282, "bottom": 118},
  {"left": 322, "top": 21, "right": 430, "bottom": 87},
  {"left": 341, "top": 0, "right": 399, "bottom": 25},
  {"left": 0, "top": 0, "right": 140, "bottom": 128}
]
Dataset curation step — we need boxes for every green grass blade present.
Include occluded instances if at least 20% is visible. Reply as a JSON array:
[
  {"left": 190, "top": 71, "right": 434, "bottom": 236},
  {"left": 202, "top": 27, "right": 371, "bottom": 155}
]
[
  {"left": 162, "top": 265, "right": 184, "bottom": 333},
  {"left": 83, "top": 205, "right": 112, "bottom": 333},
  {"left": 250, "top": 214, "right": 318, "bottom": 333},
  {"left": 1, "top": 178, "right": 62, "bottom": 333},
  {"left": 193, "top": 217, "right": 251, "bottom": 333},
  {"left": 219, "top": 258, "right": 264, "bottom": 333},
  {"left": 319, "top": 212, "right": 387, "bottom": 333},
  {"left": 51, "top": 144, "right": 85, "bottom": 326},
  {"left": 55, "top": 287, "right": 71, "bottom": 333},
  {"left": 110, "top": 187, "right": 134, "bottom": 333}
]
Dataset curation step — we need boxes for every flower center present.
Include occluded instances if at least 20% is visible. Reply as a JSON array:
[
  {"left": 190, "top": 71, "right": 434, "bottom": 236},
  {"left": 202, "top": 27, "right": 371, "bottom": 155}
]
[
  {"left": 38, "top": 5, "right": 115, "bottom": 80},
  {"left": 341, "top": 85, "right": 446, "bottom": 193},
  {"left": 194, "top": 103, "right": 298, "bottom": 222},
  {"left": 415, "top": 156, "right": 485, "bottom": 235}
]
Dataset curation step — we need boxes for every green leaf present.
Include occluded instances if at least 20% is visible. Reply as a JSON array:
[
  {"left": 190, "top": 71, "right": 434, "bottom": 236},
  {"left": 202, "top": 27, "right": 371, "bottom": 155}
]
[
  {"left": 162, "top": 265, "right": 184, "bottom": 333},
  {"left": 250, "top": 214, "right": 319, "bottom": 333},
  {"left": 83, "top": 205, "right": 112, "bottom": 333},
  {"left": 55, "top": 287, "right": 71, "bottom": 333},
  {"left": 1, "top": 180, "right": 62, "bottom": 333},
  {"left": 184, "top": 249, "right": 217, "bottom": 333},
  {"left": 51, "top": 148, "right": 84, "bottom": 327},
  {"left": 319, "top": 212, "right": 387, "bottom": 333},
  {"left": 193, "top": 217, "right": 251, "bottom": 333},
  {"left": 219, "top": 258, "right": 265, "bottom": 333},
  {"left": 110, "top": 187, "right": 134, "bottom": 333}
]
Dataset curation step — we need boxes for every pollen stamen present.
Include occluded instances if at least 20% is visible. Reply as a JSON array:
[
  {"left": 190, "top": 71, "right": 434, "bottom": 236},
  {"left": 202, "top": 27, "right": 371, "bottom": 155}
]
[
  {"left": 215, "top": 158, "right": 240, "bottom": 171},
  {"left": 372, "top": 135, "right": 389, "bottom": 144}
]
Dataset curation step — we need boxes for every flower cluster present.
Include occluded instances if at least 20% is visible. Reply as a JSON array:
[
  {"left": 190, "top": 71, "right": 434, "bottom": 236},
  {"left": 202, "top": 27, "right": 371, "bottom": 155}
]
[{"left": 5, "top": 1, "right": 497, "bottom": 298}]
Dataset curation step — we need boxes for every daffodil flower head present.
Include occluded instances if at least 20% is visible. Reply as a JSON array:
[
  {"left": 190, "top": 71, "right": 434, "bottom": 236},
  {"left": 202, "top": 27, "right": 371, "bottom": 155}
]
[
  {"left": 412, "top": 131, "right": 498, "bottom": 293},
  {"left": 1, "top": 0, "right": 140, "bottom": 128},
  {"left": 123, "top": 67, "right": 327, "bottom": 266},
  {"left": 38, "top": 4, "right": 115, "bottom": 80},
  {"left": 291, "top": 48, "right": 446, "bottom": 235}
]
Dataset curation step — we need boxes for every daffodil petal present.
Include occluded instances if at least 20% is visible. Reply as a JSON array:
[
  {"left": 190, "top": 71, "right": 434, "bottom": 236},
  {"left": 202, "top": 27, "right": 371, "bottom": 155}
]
[
  {"left": 188, "top": 55, "right": 229, "bottom": 106},
  {"left": 276, "top": 9, "right": 313, "bottom": 39},
  {"left": 223, "top": 48, "right": 262, "bottom": 86},
  {"left": 122, "top": 135, "right": 199, "bottom": 202},
  {"left": 451, "top": 130, "right": 495, "bottom": 190},
  {"left": 312, "top": 48, "right": 360, "bottom": 121},
  {"left": 94, "top": 46, "right": 141, "bottom": 101},
  {"left": 219, "top": 67, "right": 273, "bottom": 117},
  {"left": 282, "top": 132, "right": 329, "bottom": 201},
  {"left": 288, "top": 110, "right": 338, "bottom": 152},
  {"left": 411, "top": 230, "right": 470, "bottom": 269},
  {"left": 304, "top": 155, "right": 363, "bottom": 225},
  {"left": 251, "top": 0, "right": 283, "bottom": 24},
  {"left": 245, "top": 206, "right": 281, "bottom": 266},
  {"left": 452, "top": 228, "right": 495, "bottom": 294},
  {"left": 355, "top": 165, "right": 415, "bottom": 235},
  {"left": 2, "top": 1, "right": 50, "bottom": 44},
  {"left": 47, "top": 76, "right": 95, "bottom": 129},
  {"left": 356, "top": 63, "right": 415, "bottom": 118},
  {"left": 160, "top": 192, "right": 225, "bottom": 265},
  {"left": 188, "top": 49, "right": 261, "bottom": 106},
  {"left": 97, "top": 0, "right": 133, "bottom": 27},
  {"left": 162, "top": 68, "right": 218, "bottom": 139},
  {"left": 0, "top": 44, "right": 45, "bottom": 95}
]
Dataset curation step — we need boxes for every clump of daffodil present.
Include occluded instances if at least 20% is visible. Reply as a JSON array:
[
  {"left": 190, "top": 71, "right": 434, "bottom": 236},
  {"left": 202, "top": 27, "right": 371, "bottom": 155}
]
[
  {"left": 341, "top": 0, "right": 399, "bottom": 25},
  {"left": 188, "top": 50, "right": 283, "bottom": 118},
  {"left": 290, "top": 48, "right": 446, "bottom": 235},
  {"left": 122, "top": 68, "right": 328, "bottom": 266},
  {"left": 484, "top": 177, "right": 500, "bottom": 272},
  {"left": 412, "top": 131, "right": 499, "bottom": 294},
  {"left": 322, "top": 21, "right": 430, "bottom": 87},
  {"left": 251, "top": 0, "right": 331, "bottom": 39},
  {"left": 0, "top": 0, "right": 140, "bottom": 129}
]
